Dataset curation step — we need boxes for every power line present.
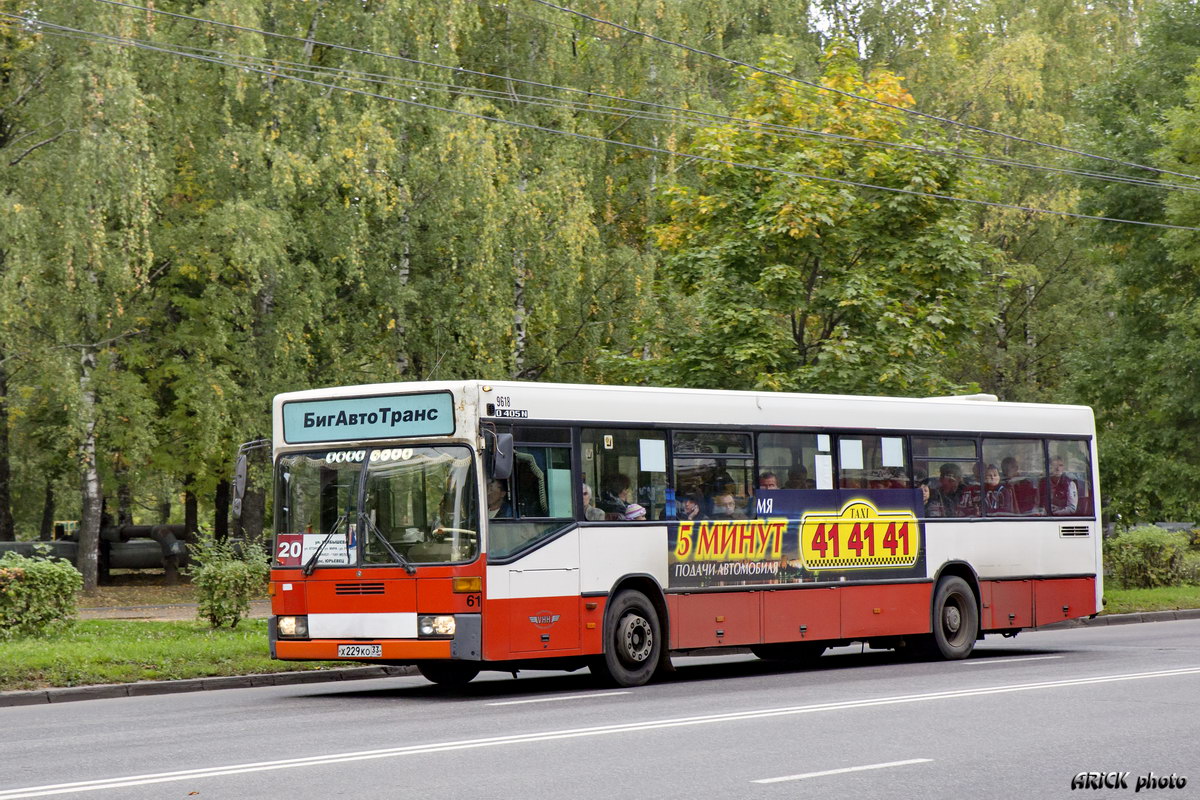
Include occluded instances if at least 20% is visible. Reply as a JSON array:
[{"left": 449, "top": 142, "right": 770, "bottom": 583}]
[
  {"left": 77, "top": 0, "right": 1200, "bottom": 194},
  {"left": 12, "top": 14, "right": 1200, "bottom": 233},
  {"left": 524, "top": 0, "right": 1200, "bottom": 183}
]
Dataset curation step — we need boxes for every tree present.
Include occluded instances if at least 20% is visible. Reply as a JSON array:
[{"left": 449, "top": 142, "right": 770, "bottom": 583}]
[
  {"left": 640, "top": 41, "right": 995, "bottom": 394},
  {"left": 1071, "top": 0, "right": 1200, "bottom": 522}
]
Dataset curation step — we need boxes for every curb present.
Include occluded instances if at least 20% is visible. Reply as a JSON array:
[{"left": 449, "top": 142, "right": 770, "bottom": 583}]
[
  {"left": 5, "top": 609, "right": 1200, "bottom": 707},
  {"left": 0, "top": 665, "right": 417, "bottom": 707},
  {"left": 1036, "top": 607, "right": 1200, "bottom": 630}
]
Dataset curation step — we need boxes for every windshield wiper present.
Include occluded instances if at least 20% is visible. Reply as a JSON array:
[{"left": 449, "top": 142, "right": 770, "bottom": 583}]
[
  {"left": 362, "top": 513, "right": 417, "bottom": 575},
  {"left": 302, "top": 513, "right": 346, "bottom": 576}
]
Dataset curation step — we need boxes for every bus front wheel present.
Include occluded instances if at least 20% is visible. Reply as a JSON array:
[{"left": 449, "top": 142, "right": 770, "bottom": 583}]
[
  {"left": 921, "top": 576, "right": 978, "bottom": 660},
  {"left": 592, "top": 590, "right": 662, "bottom": 687},
  {"left": 418, "top": 661, "right": 480, "bottom": 686}
]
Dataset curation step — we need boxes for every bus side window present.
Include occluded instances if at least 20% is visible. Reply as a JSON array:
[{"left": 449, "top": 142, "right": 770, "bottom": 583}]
[
  {"left": 756, "top": 432, "right": 822, "bottom": 490},
  {"left": 582, "top": 429, "right": 667, "bottom": 521},
  {"left": 512, "top": 446, "right": 572, "bottom": 519},
  {"left": 1046, "top": 438, "right": 1092, "bottom": 516}
]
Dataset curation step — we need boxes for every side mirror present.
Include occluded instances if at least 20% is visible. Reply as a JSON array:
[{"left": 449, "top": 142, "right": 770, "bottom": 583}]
[
  {"left": 232, "top": 453, "right": 248, "bottom": 520},
  {"left": 488, "top": 432, "right": 514, "bottom": 481}
]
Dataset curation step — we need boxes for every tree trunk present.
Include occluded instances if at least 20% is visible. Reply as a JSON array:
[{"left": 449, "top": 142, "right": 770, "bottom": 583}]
[
  {"left": 184, "top": 478, "right": 198, "bottom": 540},
  {"left": 78, "top": 347, "right": 101, "bottom": 593},
  {"left": 0, "top": 355, "right": 13, "bottom": 541},
  {"left": 214, "top": 478, "right": 230, "bottom": 541},
  {"left": 38, "top": 479, "right": 55, "bottom": 541},
  {"left": 116, "top": 470, "right": 134, "bottom": 525},
  {"left": 513, "top": 245, "right": 527, "bottom": 378}
]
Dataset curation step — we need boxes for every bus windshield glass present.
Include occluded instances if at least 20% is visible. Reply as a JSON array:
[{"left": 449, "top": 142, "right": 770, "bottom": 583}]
[{"left": 274, "top": 445, "right": 479, "bottom": 567}]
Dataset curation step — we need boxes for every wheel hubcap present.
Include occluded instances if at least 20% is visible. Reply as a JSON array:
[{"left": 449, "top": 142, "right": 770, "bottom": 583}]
[
  {"left": 943, "top": 603, "right": 962, "bottom": 635},
  {"left": 619, "top": 613, "right": 653, "bottom": 662}
]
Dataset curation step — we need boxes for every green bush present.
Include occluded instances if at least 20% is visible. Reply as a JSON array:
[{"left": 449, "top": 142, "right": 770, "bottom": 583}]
[
  {"left": 187, "top": 533, "right": 270, "bottom": 629},
  {"left": 0, "top": 550, "right": 84, "bottom": 640},
  {"left": 1104, "top": 526, "right": 1189, "bottom": 589},
  {"left": 1180, "top": 550, "right": 1200, "bottom": 587}
]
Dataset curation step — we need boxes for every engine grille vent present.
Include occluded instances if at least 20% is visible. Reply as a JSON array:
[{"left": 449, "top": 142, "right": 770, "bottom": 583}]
[
  {"left": 1059, "top": 526, "right": 1091, "bottom": 538},
  {"left": 335, "top": 582, "right": 386, "bottom": 595}
]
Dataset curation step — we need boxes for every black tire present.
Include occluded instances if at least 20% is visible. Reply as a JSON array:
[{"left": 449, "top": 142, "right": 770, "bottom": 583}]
[
  {"left": 592, "top": 590, "right": 662, "bottom": 687},
  {"left": 418, "top": 661, "right": 480, "bottom": 686},
  {"left": 921, "top": 576, "right": 978, "bottom": 660},
  {"left": 751, "top": 642, "right": 826, "bottom": 663}
]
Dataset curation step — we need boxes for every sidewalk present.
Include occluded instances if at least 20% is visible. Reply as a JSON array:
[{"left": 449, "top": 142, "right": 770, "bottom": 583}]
[
  {"left": 76, "top": 600, "right": 271, "bottom": 622},
  {"left": 5, "top": 608, "right": 1200, "bottom": 707}
]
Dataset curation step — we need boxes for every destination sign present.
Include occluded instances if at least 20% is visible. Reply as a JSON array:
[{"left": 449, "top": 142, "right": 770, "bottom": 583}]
[{"left": 281, "top": 391, "right": 455, "bottom": 444}]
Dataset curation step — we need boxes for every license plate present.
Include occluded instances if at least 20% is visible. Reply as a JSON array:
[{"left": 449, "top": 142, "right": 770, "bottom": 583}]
[{"left": 337, "top": 644, "right": 382, "bottom": 658}]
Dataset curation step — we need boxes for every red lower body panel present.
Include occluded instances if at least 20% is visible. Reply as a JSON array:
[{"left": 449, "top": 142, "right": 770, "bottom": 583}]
[
  {"left": 669, "top": 582, "right": 933, "bottom": 649},
  {"left": 980, "top": 577, "right": 1097, "bottom": 630}
]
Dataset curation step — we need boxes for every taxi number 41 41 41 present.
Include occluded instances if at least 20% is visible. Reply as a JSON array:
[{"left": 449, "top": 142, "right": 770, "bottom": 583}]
[{"left": 337, "top": 644, "right": 381, "bottom": 658}]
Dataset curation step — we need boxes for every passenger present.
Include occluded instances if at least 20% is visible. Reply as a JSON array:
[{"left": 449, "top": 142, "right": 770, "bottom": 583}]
[
  {"left": 1001, "top": 456, "right": 1039, "bottom": 514},
  {"left": 581, "top": 483, "right": 606, "bottom": 521},
  {"left": 710, "top": 492, "right": 739, "bottom": 520},
  {"left": 928, "top": 463, "right": 971, "bottom": 517},
  {"left": 783, "top": 467, "right": 811, "bottom": 489},
  {"left": 623, "top": 503, "right": 647, "bottom": 521},
  {"left": 487, "top": 478, "right": 512, "bottom": 519},
  {"left": 1047, "top": 455, "right": 1079, "bottom": 515},
  {"left": 598, "top": 473, "right": 632, "bottom": 515},
  {"left": 677, "top": 492, "right": 704, "bottom": 521},
  {"left": 758, "top": 472, "right": 780, "bottom": 490},
  {"left": 981, "top": 464, "right": 1015, "bottom": 515}
]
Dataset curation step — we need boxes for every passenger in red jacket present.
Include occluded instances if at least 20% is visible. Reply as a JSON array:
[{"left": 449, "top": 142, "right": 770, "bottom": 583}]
[
  {"left": 1001, "top": 456, "right": 1040, "bottom": 514},
  {"left": 1046, "top": 455, "right": 1079, "bottom": 515}
]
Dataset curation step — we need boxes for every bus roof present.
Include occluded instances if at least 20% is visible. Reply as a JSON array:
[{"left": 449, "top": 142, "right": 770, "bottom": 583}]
[{"left": 273, "top": 380, "right": 1095, "bottom": 440}]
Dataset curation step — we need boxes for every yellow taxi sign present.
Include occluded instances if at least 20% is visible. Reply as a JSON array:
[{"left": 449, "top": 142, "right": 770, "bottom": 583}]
[{"left": 800, "top": 500, "right": 920, "bottom": 570}]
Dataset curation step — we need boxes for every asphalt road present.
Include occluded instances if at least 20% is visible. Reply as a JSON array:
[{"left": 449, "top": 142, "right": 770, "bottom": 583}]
[{"left": 4, "top": 620, "right": 1199, "bottom": 800}]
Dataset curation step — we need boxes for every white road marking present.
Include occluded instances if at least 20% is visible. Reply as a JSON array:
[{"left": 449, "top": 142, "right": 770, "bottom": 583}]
[
  {"left": 3, "top": 666, "right": 1199, "bottom": 798},
  {"left": 753, "top": 758, "right": 933, "bottom": 783},
  {"left": 487, "top": 691, "right": 631, "bottom": 706},
  {"left": 961, "top": 656, "right": 1064, "bottom": 666}
]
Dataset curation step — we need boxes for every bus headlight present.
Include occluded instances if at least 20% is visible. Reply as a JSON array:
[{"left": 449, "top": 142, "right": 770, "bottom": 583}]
[
  {"left": 418, "top": 615, "right": 456, "bottom": 638},
  {"left": 278, "top": 615, "right": 309, "bottom": 638}
]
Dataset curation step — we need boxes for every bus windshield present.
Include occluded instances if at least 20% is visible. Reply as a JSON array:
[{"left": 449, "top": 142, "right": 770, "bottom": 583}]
[{"left": 275, "top": 445, "right": 479, "bottom": 567}]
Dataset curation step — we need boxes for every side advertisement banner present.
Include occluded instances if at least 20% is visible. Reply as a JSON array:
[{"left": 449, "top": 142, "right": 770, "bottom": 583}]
[{"left": 668, "top": 489, "right": 925, "bottom": 588}]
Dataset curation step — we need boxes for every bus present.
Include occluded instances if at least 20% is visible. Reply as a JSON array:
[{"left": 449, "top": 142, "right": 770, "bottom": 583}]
[{"left": 267, "top": 380, "right": 1101, "bottom": 687}]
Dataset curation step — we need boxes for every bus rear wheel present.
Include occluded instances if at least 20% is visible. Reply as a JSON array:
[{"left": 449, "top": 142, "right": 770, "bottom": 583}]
[
  {"left": 592, "top": 590, "right": 662, "bottom": 687},
  {"left": 418, "top": 661, "right": 480, "bottom": 686},
  {"left": 920, "top": 576, "right": 978, "bottom": 660}
]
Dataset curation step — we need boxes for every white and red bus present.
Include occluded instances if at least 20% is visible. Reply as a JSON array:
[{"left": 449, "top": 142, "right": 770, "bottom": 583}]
[{"left": 268, "top": 381, "right": 1101, "bottom": 686}]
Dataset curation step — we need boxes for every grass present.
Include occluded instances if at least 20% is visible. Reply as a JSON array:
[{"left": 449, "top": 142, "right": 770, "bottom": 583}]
[
  {"left": 0, "top": 619, "right": 341, "bottom": 692},
  {"left": 1102, "top": 584, "right": 1200, "bottom": 615}
]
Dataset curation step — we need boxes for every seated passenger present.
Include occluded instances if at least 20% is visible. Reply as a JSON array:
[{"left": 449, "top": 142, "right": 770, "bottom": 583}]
[
  {"left": 1001, "top": 456, "right": 1039, "bottom": 514},
  {"left": 758, "top": 472, "right": 780, "bottom": 490},
  {"left": 677, "top": 492, "right": 704, "bottom": 521},
  {"left": 783, "top": 467, "right": 812, "bottom": 489},
  {"left": 1046, "top": 456, "right": 1079, "bottom": 516},
  {"left": 598, "top": 473, "right": 632, "bottom": 515},
  {"left": 928, "top": 463, "right": 975, "bottom": 517},
  {"left": 623, "top": 503, "right": 647, "bottom": 521},
  {"left": 710, "top": 492, "right": 739, "bottom": 520},
  {"left": 981, "top": 464, "right": 1015, "bottom": 515},
  {"left": 581, "top": 483, "right": 606, "bottom": 521}
]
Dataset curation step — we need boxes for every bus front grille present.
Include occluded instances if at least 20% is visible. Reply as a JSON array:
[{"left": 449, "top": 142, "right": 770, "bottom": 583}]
[{"left": 334, "top": 582, "right": 386, "bottom": 595}]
